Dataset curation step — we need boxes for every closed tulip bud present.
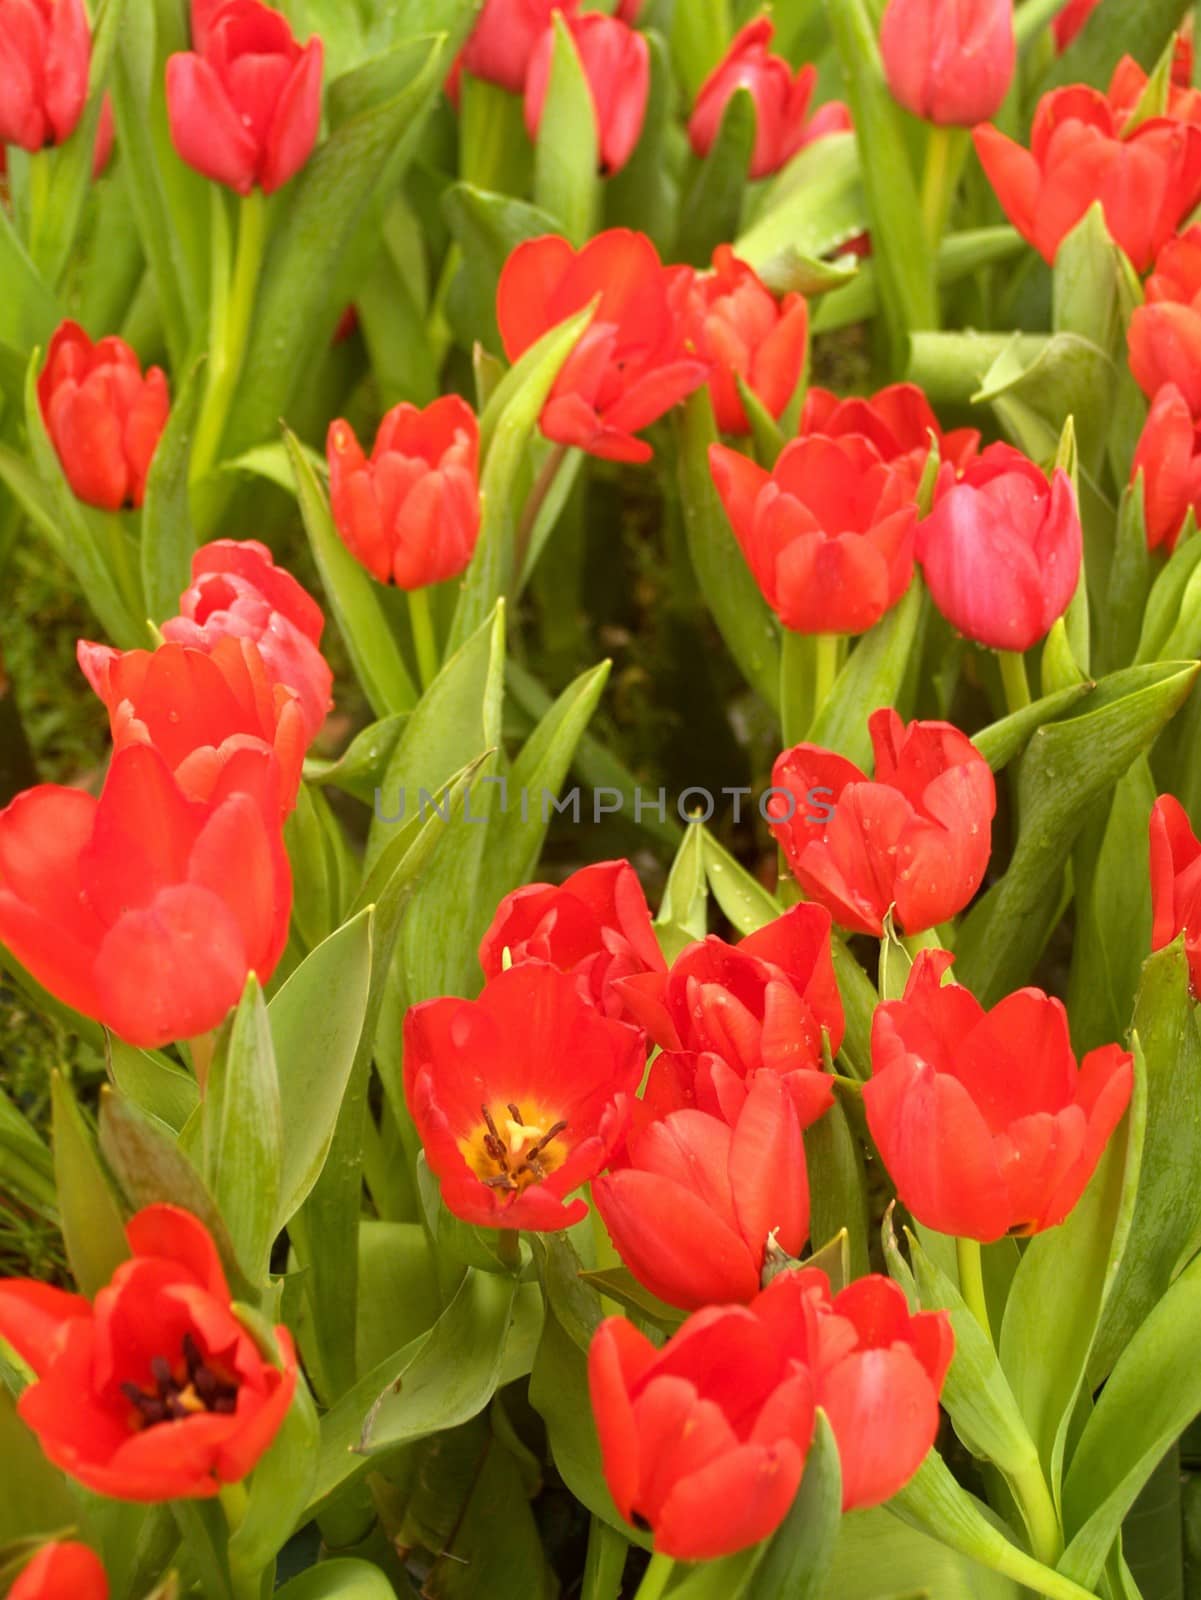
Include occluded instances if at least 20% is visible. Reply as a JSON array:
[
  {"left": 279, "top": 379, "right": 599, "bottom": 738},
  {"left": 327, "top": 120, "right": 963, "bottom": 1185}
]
[
  {"left": 710, "top": 433, "right": 918, "bottom": 636},
  {"left": 0, "top": 0, "right": 91, "bottom": 151},
  {"left": 1129, "top": 227, "right": 1201, "bottom": 415},
  {"left": 459, "top": 0, "right": 579, "bottom": 94},
  {"left": 1150, "top": 794, "right": 1201, "bottom": 992},
  {"left": 327, "top": 396, "right": 481, "bottom": 591},
  {"left": 867, "top": 950, "right": 1134, "bottom": 1240},
  {"left": 525, "top": 13, "right": 649, "bottom": 176},
  {"left": 1131, "top": 384, "right": 1201, "bottom": 554},
  {"left": 166, "top": 0, "right": 323, "bottom": 196},
  {"left": 38, "top": 321, "right": 169, "bottom": 511},
  {"left": 880, "top": 0, "right": 1015, "bottom": 127},
  {"left": 10, "top": 1544, "right": 108, "bottom": 1600},
  {"left": 682, "top": 246, "right": 809, "bottom": 436},
  {"left": 769, "top": 709, "right": 996, "bottom": 937},
  {"left": 0, "top": 1207, "right": 298, "bottom": 1500},
  {"left": 801, "top": 381, "right": 979, "bottom": 495},
  {"left": 916, "top": 442, "right": 1081, "bottom": 651}
]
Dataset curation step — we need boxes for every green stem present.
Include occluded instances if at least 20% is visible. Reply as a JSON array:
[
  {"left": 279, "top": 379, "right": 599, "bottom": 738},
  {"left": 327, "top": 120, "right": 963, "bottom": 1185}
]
[
  {"left": 780, "top": 628, "right": 811, "bottom": 748},
  {"left": 920, "top": 126, "right": 967, "bottom": 250},
  {"left": 634, "top": 1552, "right": 676, "bottom": 1600},
  {"left": 497, "top": 1228, "right": 522, "bottom": 1272},
  {"left": 407, "top": 584, "right": 440, "bottom": 692},
  {"left": 810, "top": 632, "right": 841, "bottom": 727},
  {"left": 956, "top": 1236, "right": 993, "bottom": 1344},
  {"left": 1010, "top": 1450, "right": 1064, "bottom": 1569},
  {"left": 26, "top": 148, "right": 53, "bottom": 263},
  {"left": 191, "top": 187, "right": 267, "bottom": 486},
  {"left": 902, "top": 927, "right": 943, "bottom": 958},
  {"left": 999, "top": 649, "right": 1032, "bottom": 715}
]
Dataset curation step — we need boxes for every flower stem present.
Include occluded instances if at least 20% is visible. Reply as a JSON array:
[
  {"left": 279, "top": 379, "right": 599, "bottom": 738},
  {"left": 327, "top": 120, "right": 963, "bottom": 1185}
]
[
  {"left": 407, "top": 584, "right": 440, "bottom": 692},
  {"left": 497, "top": 1228, "right": 522, "bottom": 1272},
  {"left": 1011, "top": 1450, "right": 1064, "bottom": 1569},
  {"left": 191, "top": 187, "right": 267, "bottom": 486},
  {"left": 999, "top": 649, "right": 1032, "bottom": 715},
  {"left": 634, "top": 1552, "right": 675, "bottom": 1600},
  {"left": 920, "top": 125, "right": 966, "bottom": 249},
  {"left": 956, "top": 1235, "right": 993, "bottom": 1344},
  {"left": 26, "top": 148, "right": 53, "bottom": 266},
  {"left": 810, "top": 632, "right": 841, "bottom": 729}
]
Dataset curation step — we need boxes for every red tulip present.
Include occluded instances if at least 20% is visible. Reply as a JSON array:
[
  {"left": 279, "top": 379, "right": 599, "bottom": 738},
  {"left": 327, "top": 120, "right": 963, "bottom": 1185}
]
[
  {"left": 866, "top": 950, "right": 1134, "bottom": 1240},
  {"left": 1129, "top": 227, "right": 1201, "bottom": 415},
  {"left": 38, "top": 321, "right": 169, "bottom": 511},
  {"left": 166, "top": 0, "right": 323, "bottom": 196},
  {"left": 595, "top": 1071, "right": 809, "bottom": 1310},
  {"left": 0, "top": 0, "right": 91, "bottom": 150},
  {"left": 478, "top": 859, "right": 666, "bottom": 1025},
  {"left": 525, "top": 12, "right": 649, "bottom": 176},
  {"left": 615, "top": 902, "right": 845, "bottom": 1128},
  {"left": 161, "top": 539, "right": 333, "bottom": 746},
  {"left": 974, "top": 83, "right": 1201, "bottom": 271},
  {"left": 709, "top": 433, "right": 918, "bottom": 635},
  {"left": 459, "top": 0, "right": 579, "bottom": 94},
  {"left": 1130, "top": 384, "right": 1201, "bottom": 554},
  {"left": 0, "top": 743, "right": 291, "bottom": 1048},
  {"left": 759, "top": 1268, "right": 953, "bottom": 1510},
  {"left": 688, "top": 19, "right": 850, "bottom": 181},
  {"left": 77, "top": 637, "right": 308, "bottom": 811},
  {"left": 497, "top": 230, "right": 709, "bottom": 463},
  {"left": 801, "top": 381, "right": 979, "bottom": 495},
  {"left": 10, "top": 1543, "right": 108, "bottom": 1600},
  {"left": 588, "top": 1300, "right": 816, "bottom": 1559},
  {"left": 880, "top": 0, "right": 1014, "bottom": 127},
  {"left": 615, "top": 0, "right": 645, "bottom": 19},
  {"left": 191, "top": 0, "right": 225, "bottom": 48},
  {"left": 326, "top": 397, "right": 480, "bottom": 590},
  {"left": 1053, "top": 0, "right": 1099, "bottom": 50},
  {"left": 769, "top": 709, "right": 996, "bottom": 938},
  {"left": 0, "top": 1206, "right": 297, "bottom": 1500},
  {"left": 1150, "top": 794, "right": 1201, "bottom": 993},
  {"left": 681, "top": 246, "right": 809, "bottom": 436},
  {"left": 403, "top": 962, "right": 644, "bottom": 1230}
]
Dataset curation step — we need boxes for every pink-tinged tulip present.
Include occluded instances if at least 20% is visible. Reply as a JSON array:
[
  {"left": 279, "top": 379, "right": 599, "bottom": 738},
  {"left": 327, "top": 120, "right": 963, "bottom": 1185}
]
[
  {"left": 689, "top": 18, "right": 851, "bottom": 180},
  {"left": 867, "top": 951, "right": 1134, "bottom": 1241},
  {"left": 1131, "top": 384, "right": 1201, "bottom": 554},
  {"left": 162, "top": 539, "right": 332, "bottom": 747},
  {"left": 459, "top": 0, "right": 580, "bottom": 94},
  {"left": 0, "top": 744, "right": 291, "bottom": 1048},
  {"left": 525, "top": 12, "right": 649, "bottom": 176},
  {"left": 166, "top": 0, "right": 323, "bottom": 195},
  {"left": 479, "top": 859, "right": 665, "bottom": 1025},
  {"left": 595, "top": 1072, "right": 809, "bottom": 1310},
  {"left": 497, "top": 229, "right": 709, "bottom": 463},
  {"left": 710, "top": 433, "right": 918, "bottom": 635},
  {"left": 801, "top": 381, "right": 979, "bottom": 495},
  {"left": 616, "top": 902, "right": 845, "bottom": 1128},
  {"left": 1129, "top": 227, "right": 1201, "bottom": 415},
  {"left": 327, "top": 396, "right": 480, "bottom": 591},
  {"left": 916, "top": 442, "right": 1082, "bottom": 651},
  {"left": 769, "top": 709, "right": 996, "bottom": 938},
  {"left": 1150, "top": 794, "right": 1201, "bottom": 992},
  {"left": 0, "top": 0, "right": 91, "bottom": 150},
  {"left": 38, "top": 322, "right": 169, "bottom": 511},
  {"left": 682, "top": 246, "right": 809, "bottom": 436},
  {"left": 974, "top": 83, "right": 1201, "bottom": 271},
  {"left": 880, "top": 0, "right": 1014, "bottom": 127}
]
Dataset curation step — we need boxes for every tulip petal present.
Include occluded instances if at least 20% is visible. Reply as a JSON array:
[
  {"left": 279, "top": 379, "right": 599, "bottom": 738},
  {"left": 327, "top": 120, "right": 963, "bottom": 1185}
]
[{"left": 166, "top": 52, "right": 260, "bottom": 195}]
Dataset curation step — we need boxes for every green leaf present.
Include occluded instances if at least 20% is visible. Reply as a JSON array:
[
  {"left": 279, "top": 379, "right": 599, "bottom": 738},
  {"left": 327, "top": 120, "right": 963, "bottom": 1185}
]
[
  {"left": 106, "top": 1036, "right": 200, "bottom": 1134},
  {"left": 275, "top": 1560, "right": 402, "bottom": 1600},
  {"left": 442, "top": 184, "right": 559, "bottom": 355},
  {"left": 606, "top": 29, "right": 675, "bottom": 254},
  {"left": 228, "top": 1379, "right": 319, "bottom": 1579},
  {"left": 1135, "top": 525, "right": 1201, "bottom": 666},
  {"left": 0, "top": 209, "right": 59, "bottom": 351},
  {"left": 1100, "top": 480, "right": 1154, "bottom": 675},
  {"left": 675, "top": 87, "right": 754, "bottom": 268},
  {"left": 577, "top": 1268, "right": 686, "bottom": 1331},
  {"left": 700, "top": 826, "right": 781, "bottom": 934},
  {"left": 669, "top": 0, "right": 729, "bottom": 97},
  {"left": 746, "top": 1413, "right": 841, "bottom": 1600},
  {"left": 534, "top": 13, "right": 600, "bottom": 244},
  {"left": 804, "top": 1099, "right": 870, "bottom": 1281},
  {"left": 974, "top": 333, "right": 1116, "bottom": 479},
  {"left": 808, "top": 581, "right": 928, "bottom": 769},
  {"left": 972, "top": 683, "right": 1094, "bottom": 771},
  {"left": 0, "top": 1386, "right": 76, "bottom": 1545},
  {"left": 140, "top": 356, "right": 203, "bottom": 624},
  {"left": 0, "top": 1088, "right": 55, "bottom": 1221},
  {"left": 824, "top": 1502, "right": 1024, "bottom": 1599},
  {"left": 657, "top": 822, "right": 710, "bottom": 961},
  {"left": 812, "top": 226, "right": 1024, "bottom": 336},
  {"left": 51, "top": 1072, "right": 128, "bottom": 1297},
  {"left": 304, "top": 712, "right": 408, "bottom": 805},
  {"left": 354, "top": 1220, "right": 442, "bottom": 1378},
  {"left": 735, "top": 134, "right": 866, "bottom": 289}
]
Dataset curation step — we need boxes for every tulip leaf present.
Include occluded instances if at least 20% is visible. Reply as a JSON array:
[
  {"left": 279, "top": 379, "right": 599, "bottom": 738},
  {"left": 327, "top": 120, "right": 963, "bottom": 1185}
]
[
  {"left": 441, "top": 184, "right": 561, "bottom": 355},
  {"left": 0, "top": 1386, "right": 77, "bottom": 1545},
  {"left": 657, "top": 822, "right": 710, "bottom": 962},
  {"left": 735, "top": 133, "right": 866, "bottom": 280},
  {"left": 275, "top": 1560, "right": 402, "bottom": 1600},
  {"left": 354, "top": 1221, "right": 442, "bottom": 1378},
  {"left": 808, "top": 580, "right": 928, "bottom": 770},
  {"left": 106, "top": 1036, "right": 200, "bottom": 1133},
  {"left": 955, "top": 662, "right": 1200, "bottom": 1004},
  {"left": 0, "top": 1088, "right": 55, "bottom": 1223},
  {"left": 606, "top": 29, "right": 675, "bottom": 254},
  {"left": 140, "top": 355, "right": 203, "bottom": 624},
  {"left": 1100, "top": 481, "right": 1154, "bottom": 675},
  {"left": 674, "top": 390, "right": 781, "bottom": 709},
  {"left": 304, "top": 712, "right": 409, "bottom": 805},
  {"left": 0, "top": 210, "right": 59, "bottom": 353},
  {"left": 812, "top": 227, "right": 1024, "bottom": 336},
  {"left": 577, "top": 1269, "right": 686, "bottom": 1331},
  {"left": 805, "top": 1099, "right": 871, "bottom": 1282},
  {"left": 534, "top": 13, "right": 601, "bottom": 246},
  {"left": 675, "top": 87, "right": 755, "bottom": 268},
  {"left": 972, "top": 683, "right": 1094, "bottom": 772},
  {"left": 699, "top": 826, "right": 780, "bottom": 934},
  {"left": 669, "top": 0, "right": 729, "bottom": 98},
  {"left": 50, "top": 1072, "right": 129, "bottom": 1298},
  {"left": 974, "top": 333, "right": 1116, "bottom": 485},
  {"left": 203, "top": 976, "right": 283, "bottom": 1287},
  {"left": 746, "top": 1412, "right": 842, "bottom": 1600},
  {"left": 228, "top": 1378, "right": 320, "bottom": 1580}
]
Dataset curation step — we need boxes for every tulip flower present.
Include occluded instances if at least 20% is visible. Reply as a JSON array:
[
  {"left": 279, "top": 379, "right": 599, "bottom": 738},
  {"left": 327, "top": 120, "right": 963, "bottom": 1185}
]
[
  {"left": 880, "top": 0, "right": 1014, "bottom": 127},
  {"left": 161, "top": 539, "right": 333, "bottom": 746},
  {"left": 801, "top": 381, "right": 979, "bottom": 495},
  {"left": 709, "top": 433, "right": 918, "bottom": 635},
  {"left": 681, "top": 246, "right": 809, "bottom": 436},
  {"left": 77, "top": 637, "right": 308, "bottom": 811},
  {"left": 616, "top": 0, "right": 644, "bottom": 19},
  {"left": 916, "top": 442, "right": 1082, "bottom": 651},
  {"left": 1150, "top": 794, "right": 1201, "bottom": 993},
  {"left": 10, "top": 1543, "right": 108, "bottom": 1600},
  {"left": 38, "top": 321, "right": 169, "bottom": 512},
  {"left": 688, "top": 18, "right": 851, "bottom": 180},
  {"left": 615, "top": 902, "right": 845, "bottom": 1127},
  {"left": 403, "top": 962, "right": 645, "bottom": 1230},
  {"left": 974, "top": 84, "right": 1201, "bottom": 271},
  {"left": 525, "top": 12, "right": 649, "bottom": 176},
  {"left": 0, "top": 743, "right": 291, "bottom": 1048},
  {"left": 1130, "top": 385, "right": 1201, "bottom": 555},
  {"left": 458, "top": 0, "right": 579, "bottom": 94},
  {"left": 595, "top": 1072, "right": 810, "bottom": 1309},
  {"left": 1053, "top": 0, "right": 1099, "bottom": 50},
  {"left": 497, "top": 230, "right": 709, "bottom": 463},
  {"left": 326, "top": 396, "right": 481, "bottom": 590},
  {"left": 1129, "top": 227, "right": 1201, "bottom": 415},
  {"left": 478, "top": 859, "right": 666, "bottom": 1025},
  {"left": 0, "top": 1206, "right": 298, "bottom": 1499},
  {"left": 588, "top": 1299, "right": 817, "bottom": 1559},
  {"left": 166, "top": 0, "right": 323, "bottom": 195},
  {"left": 769, "top": 709, "right": 996, "bottom": 938},
  {"left": 866, "top": 950, "right": 1135, "bottom": 1240},
  {"left": 0, "top": 0, "right": 91, "bottom": 151}
]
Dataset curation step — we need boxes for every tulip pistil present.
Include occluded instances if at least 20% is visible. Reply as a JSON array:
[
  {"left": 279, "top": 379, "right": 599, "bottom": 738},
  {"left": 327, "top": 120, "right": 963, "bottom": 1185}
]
[
  {"left": 472, "top": 1102, "right": 569, "bottom": 1193},
  {"left": 121, "top": 1333, "right": 239, "bottom": 1429}
]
